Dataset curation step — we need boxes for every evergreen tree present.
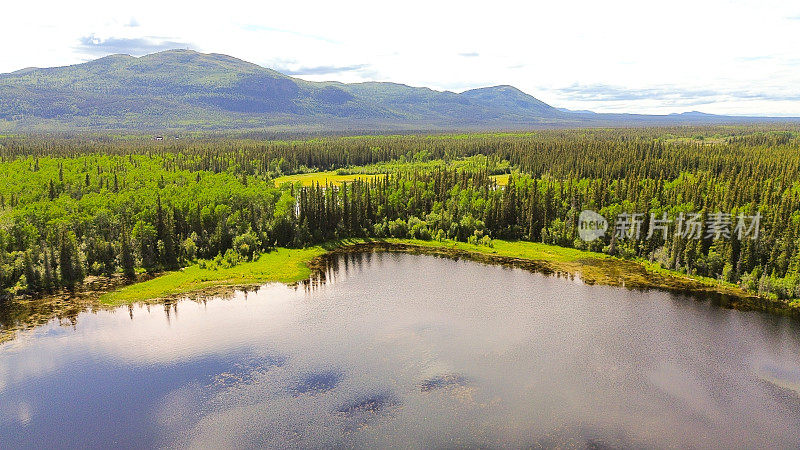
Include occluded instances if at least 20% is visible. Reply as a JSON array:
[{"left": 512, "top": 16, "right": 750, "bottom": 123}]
[
  {"left": 120, "top": 227, "right": 136, "bottom": 279},
  {"left": 42, "top": 248, "right": 55, "bottom": 294},
  {"left": 23, "top": 251, "right": 41, "bottom": 293},
  {"left": 58, "top": 230, "right": 83, "bottom": 290}
]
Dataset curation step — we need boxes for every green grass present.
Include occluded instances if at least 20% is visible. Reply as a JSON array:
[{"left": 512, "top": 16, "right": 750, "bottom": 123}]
[
  {"left": 99, "top": 238, "right": 609, "bottom": 304},
  {"left": 489, "top": 174, "right": 511, "bottom": 186},
  {"left": 273, "top": 172, "right": 381, "bottom": 186},
  {"left": 100, "top": 237, "right": 768, "bottom": 308},
  {"left": 274, "top": 156, "right": 512, "bottom": 187},
  {"left": 392, "top": 238, "right": 607, "bottom": 263},
  {"left": 640, "top": 259, "right": 738, "bottom": 289},
  {"left": 100, "top": 238, "right": 626, "bottom": 306},
  {"left": 100, "top": 246, "right": 330, "bottom": 305},
  {"left": 276, "top": 172, "right": 510, "bottom": 188}
]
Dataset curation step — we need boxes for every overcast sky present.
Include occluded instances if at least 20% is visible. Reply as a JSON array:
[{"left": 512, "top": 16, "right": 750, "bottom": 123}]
[{"left": 4, "top": 0, "right": 800, "bottom": 115}]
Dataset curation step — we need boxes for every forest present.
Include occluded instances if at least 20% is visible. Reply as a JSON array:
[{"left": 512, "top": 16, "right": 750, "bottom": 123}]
[{"left": 0, "top": 125, "right": 798, "bottom": 302}]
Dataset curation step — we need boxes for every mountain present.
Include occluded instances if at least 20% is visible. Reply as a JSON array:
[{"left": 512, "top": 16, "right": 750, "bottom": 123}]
[{"left": 0, "top": 50, "right": 794, "bottom": 132}]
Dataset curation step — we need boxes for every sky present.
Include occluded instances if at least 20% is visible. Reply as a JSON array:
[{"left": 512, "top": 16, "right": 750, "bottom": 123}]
[{"left": 3, "top": 0, "right": 800, "bottom": 116}]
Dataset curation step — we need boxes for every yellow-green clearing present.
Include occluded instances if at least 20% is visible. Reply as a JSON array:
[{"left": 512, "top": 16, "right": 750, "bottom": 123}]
[
  {"left": 273, "top": 171, "right": 381, "bottom": 186},
  {"left": 490, "top": 174, "right": 511, "bottom": 185},
  {"left": 274, "top": 171, "right": 510, "bottom": 187}
]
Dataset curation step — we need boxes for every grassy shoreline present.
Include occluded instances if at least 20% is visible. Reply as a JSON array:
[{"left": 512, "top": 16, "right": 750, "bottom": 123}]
[
  {"left": 98, "top": 238, "right": 797, "bottom": 317},
  {"left": 3, "top": 237, "right": 796, "bottom": 344},
  {"left": 100, "top": 237, "right": 607, "bottom": 305},
  {"left": 99, "top": 245, "right": 334, "bottom": 305}
]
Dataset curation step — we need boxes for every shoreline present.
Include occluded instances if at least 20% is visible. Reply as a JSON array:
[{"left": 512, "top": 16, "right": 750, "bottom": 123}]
[
  {"left": 311, "top": 241, "right": 797, "bottom": 318},
  {"left": 2, "top": 238, "right": 798, "bottom": 343},
  {"left": 96, "top": 237, "right": 800, "bottom": 317}
]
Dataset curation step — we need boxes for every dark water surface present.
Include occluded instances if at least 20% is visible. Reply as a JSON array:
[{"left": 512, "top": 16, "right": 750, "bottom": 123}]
[{"left": 2, "top": 252, "right": 800, "bottom": 448}]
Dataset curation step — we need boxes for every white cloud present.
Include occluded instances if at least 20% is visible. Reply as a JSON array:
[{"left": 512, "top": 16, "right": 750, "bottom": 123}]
[{"left": 1, "top": 0, "right": 800, "bottom": 115}]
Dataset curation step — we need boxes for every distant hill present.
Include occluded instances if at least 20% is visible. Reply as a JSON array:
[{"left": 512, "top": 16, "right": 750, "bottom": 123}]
[{"left": 0, "top": 50, "right": 794, "bottom": 132}]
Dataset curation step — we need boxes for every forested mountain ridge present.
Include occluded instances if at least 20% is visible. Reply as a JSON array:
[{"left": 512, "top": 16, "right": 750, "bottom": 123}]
[
  {"left": 1, "top": 50, "right": 793, "bottom": 131},
  {"left": 0, "top": 50, "right": 564, "bottom": 130}
]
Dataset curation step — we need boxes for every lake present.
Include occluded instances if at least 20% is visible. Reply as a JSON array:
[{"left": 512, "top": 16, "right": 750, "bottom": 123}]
[{"left": 1, "top": 252, "right": 800, "bottom": 448}]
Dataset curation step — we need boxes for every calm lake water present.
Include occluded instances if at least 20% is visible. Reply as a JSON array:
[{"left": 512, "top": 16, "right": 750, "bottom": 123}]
[{"left": 2, "top": 252, "right": 800, "bottom": 448}]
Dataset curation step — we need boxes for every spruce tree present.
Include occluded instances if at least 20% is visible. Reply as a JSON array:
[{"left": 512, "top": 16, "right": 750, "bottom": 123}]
[
  {"left": 42, "top": 248, "right": 55, "bottom": 294},
  {"left": 120, "top": 228, "right": 136, "bottom": 279}
]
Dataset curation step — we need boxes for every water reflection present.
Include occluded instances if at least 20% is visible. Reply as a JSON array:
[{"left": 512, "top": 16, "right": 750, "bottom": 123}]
[
  {"left": 291, "top": 369, "right": 344, "bottom": 396},
  {"left": 303, "top": 250, "right": 581, "bottom": 296},
  {"left": 1, "top": 252, "right": 800, "bottom": 448}
]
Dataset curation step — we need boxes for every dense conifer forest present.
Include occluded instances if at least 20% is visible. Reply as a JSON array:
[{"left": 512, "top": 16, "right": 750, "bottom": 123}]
[{"left": 0, "top": 126, "right": 798, "bottom": 301}]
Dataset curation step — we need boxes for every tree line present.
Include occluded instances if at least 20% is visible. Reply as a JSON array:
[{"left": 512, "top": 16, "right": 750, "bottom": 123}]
[{"left": 0, "top": 126, "right": 797, "bottom": 300}]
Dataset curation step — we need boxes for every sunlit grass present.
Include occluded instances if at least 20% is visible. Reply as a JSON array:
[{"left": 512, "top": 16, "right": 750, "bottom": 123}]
[
  {"left": 394, "top": 238, "right": 607, "bottom": 263},
  {"left": 276, "top": 172, "right": 511, "bottom": 187},
  {"left": 100, "top": 246, "right": 330, "bottom": 305},
  {"left": 100, "top": 237, "right": 759, "bottom": 307},
  {"left": 489, "top": 174, "right": 511, "bottom": 186},
  {"left": 100, "top": 238, "right": 615, "bottom": 304},
  {"left": 273, "top": 171, "right": 381, "bottom": 186}
]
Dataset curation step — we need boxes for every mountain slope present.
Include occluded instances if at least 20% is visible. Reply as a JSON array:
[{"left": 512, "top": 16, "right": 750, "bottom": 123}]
[
  {"left": 0, "top": 50, "right": 573, "bottom": 131},
  {"left": 0, "top": 49, "right": 793, "bottom": 131}
]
